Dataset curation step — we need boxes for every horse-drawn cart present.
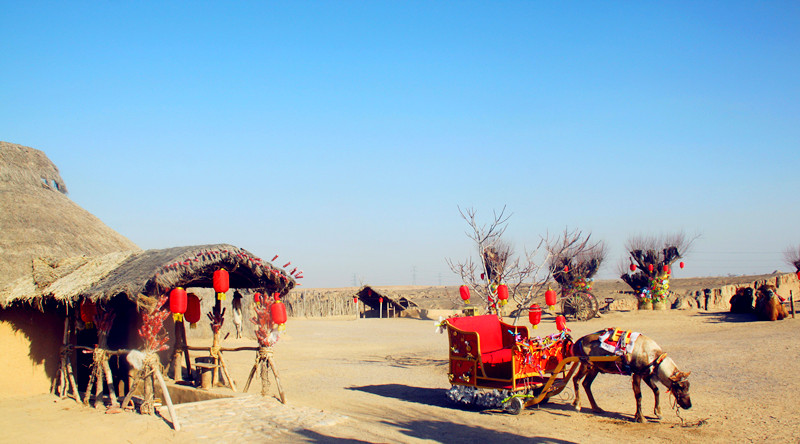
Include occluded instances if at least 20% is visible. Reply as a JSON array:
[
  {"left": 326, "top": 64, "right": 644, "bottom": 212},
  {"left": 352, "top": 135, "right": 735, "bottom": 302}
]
[{"left": 445, "top": 314, "right": 620, "bottom": 414}]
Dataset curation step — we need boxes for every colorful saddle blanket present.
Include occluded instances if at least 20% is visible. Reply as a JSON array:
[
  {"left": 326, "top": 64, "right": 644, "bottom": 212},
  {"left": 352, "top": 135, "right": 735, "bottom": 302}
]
[{"left": 598, "top": 328, "right": 640, "bottom": 356}]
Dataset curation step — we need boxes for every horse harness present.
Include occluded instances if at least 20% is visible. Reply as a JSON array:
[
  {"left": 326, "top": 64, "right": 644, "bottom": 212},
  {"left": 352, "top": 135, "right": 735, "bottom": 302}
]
[{"left": 635, "top": 352, "right": 668, "bottom": 377}]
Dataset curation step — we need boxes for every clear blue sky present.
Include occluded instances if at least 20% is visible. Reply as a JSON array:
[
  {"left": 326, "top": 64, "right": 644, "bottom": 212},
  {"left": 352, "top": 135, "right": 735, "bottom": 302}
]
[{"left": 2, "top": 2, "right": 798, "bottom": 287}]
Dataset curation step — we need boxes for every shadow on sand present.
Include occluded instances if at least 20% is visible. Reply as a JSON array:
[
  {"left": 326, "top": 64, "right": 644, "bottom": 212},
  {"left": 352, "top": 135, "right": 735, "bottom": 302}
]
[
  {"left": 692, "top": 311, "right": 757, "bottom": 323},
  {"left": 296, "top": 418, "right": 580, "bottom": 444},
  {"left": 347, "top": 384, "right": 451, "bottom": 408}
]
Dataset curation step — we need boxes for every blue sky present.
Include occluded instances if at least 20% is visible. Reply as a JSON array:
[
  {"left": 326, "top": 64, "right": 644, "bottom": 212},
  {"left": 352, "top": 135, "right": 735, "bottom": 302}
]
[{"left": 2, "top": 2, "right": 798, "bottom": 287}]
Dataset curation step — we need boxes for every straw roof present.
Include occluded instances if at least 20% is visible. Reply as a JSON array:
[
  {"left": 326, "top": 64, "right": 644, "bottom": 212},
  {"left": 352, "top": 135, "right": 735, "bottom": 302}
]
[
  {"left": 0, "top": 141, "right": 140, "bottom": 290},
  {"left": 0, "top": 244, "right": 295, "bottom": 307}
]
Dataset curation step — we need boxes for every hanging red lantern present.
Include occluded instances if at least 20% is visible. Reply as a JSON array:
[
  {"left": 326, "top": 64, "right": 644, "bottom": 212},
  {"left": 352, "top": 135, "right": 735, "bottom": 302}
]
[
  {"left": 679, "top": 261, "right": 685, "bottom": 269},
  {"left": 185, "top": 293, "right": 201, "bottom": 329},
  {"left": 213, "top": 268, "right": 229, "bottom": 300},
  {"left": 545, "top": 287, "right": 557, "bottom": 309},
  {"left": 253, "top": 292, "right": 262, "bottom": 305},
  {"left": 459, "top": 285, "right": 470, "bottom": 304},
  {"left": 662, "top": 264, "right": 670, "bottom": 273},
  {"left": 796, "top": 270, "right": 800, "bottom": 280},
  {"left": 555, "top": 315, "right": 567, "bottom": 332},
  {"left": 80, "top": 298, "right": 96, "bottom": 328},
  {"left": 480, "top": 273, "right": 485, "bottom": 280},
  {"left": 528, "top": 304, "right": 542, "bottom": 329},
  {"left": 563, "top": 265, "right": 569, "bottom": 273},
  {"left": 629, "top": 263, "right": 636, "bottom": 272},
  {"left": 170, "top": 287, "right": 188, "bottom": 322},
  {"left": 496, "top": 284, "right": 509, "bottom": 306},
  {"left": 497, "top": 284, "right": 509, "bottom": 301},
  {"left": 648, "top": 264, "right": 654, "bottom": 273},
  {"left": 270, "top": 292, "right": 288, "bottom": 328},
  {"left": 379, "top": 297, "right": 384, "bottom": 304},
  {"left": 353, "top": 296, "right": 358, "bottom": 304}
]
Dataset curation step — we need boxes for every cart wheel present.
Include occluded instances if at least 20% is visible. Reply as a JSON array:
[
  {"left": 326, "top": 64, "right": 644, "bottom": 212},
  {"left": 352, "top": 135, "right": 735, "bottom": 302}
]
[
  {"left": 561, "top": 291, "right": 599, "bottom": 321},
  {"left": 505, "top": 397, "right": 524, "bottom": 415}
]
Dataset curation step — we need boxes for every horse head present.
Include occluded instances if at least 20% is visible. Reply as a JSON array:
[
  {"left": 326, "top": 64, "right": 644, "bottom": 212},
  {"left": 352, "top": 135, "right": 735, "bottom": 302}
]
[{"left": 669, "top": 370, "right": 692, "bottom": 409}]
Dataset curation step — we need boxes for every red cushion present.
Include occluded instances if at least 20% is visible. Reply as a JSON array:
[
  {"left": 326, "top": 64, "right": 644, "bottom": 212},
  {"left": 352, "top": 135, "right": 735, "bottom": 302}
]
[
  {"left": 448, "top": 315, "right": 504, "bottom": 353},
  {"left": 483, "top": 348, "right": 512, "bottom": 364}
]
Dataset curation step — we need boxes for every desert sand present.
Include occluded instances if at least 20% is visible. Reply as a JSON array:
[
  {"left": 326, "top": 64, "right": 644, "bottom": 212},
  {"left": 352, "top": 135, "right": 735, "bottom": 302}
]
[{"left": 1, "top": 305, "right": 799, "bottom": 443}]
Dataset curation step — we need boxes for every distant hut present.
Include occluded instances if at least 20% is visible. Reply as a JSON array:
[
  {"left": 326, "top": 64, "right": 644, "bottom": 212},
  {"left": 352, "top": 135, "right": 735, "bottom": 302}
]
[
  {"left": 0, "top": 142, "right": 295, "bottom": 398},
  {"left": 355, "top": 286, "right": 422, "bottom": 318}
]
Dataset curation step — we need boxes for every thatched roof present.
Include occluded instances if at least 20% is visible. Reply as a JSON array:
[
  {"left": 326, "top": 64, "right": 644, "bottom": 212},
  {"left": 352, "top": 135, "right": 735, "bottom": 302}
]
[
  {"left": 0, "top": 141, "right": 140, "bottom": 289},
  {"left": 0, "top": 244, "right": 296, "bottom": 307}
]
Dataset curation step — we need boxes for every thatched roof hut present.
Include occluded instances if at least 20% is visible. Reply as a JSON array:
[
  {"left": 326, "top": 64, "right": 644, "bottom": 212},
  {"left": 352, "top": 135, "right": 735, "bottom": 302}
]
[
  {"left": 0, "top": 142, "right": 297, "bottom": 396},
  {"left": 356, "top": 286, "right": 420, "bottom": 318},
  {"left": 0, "top": 142, "right": 140, "bottom": 290}
]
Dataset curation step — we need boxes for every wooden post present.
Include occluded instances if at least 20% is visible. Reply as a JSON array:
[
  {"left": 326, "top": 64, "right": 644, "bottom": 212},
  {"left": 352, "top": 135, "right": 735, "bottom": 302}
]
[{"left": 791, "top": 290, "right": 795, "bottom": 319}]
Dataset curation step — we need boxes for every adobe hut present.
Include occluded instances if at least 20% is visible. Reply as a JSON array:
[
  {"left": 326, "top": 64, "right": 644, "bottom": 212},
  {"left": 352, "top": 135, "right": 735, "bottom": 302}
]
[
  {"left": 0, "top": 142, "right": 139, "bottom": 396},
  {"left": 355, "top": 286, "right": 422, "bottom": 318}
]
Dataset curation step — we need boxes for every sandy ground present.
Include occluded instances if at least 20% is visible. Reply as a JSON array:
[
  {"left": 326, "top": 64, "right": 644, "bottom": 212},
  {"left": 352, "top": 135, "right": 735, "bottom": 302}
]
[{"left": 2, "top": 308, "right": 799, "bottom": 443}]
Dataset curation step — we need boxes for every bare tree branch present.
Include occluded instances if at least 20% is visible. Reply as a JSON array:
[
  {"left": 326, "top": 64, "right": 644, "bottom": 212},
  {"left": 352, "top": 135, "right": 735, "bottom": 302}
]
[{"left": 446, "top": 207, "right": 549, "bottom": 318}]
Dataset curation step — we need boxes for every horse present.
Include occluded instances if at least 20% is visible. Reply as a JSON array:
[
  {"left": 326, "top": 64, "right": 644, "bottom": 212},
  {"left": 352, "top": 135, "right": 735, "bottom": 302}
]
[
  {"left": 754, "top": 284, "right": 788, "bottom": 321},
  {"left": 571, "top": 329, "right": 692, "bottom": 423}
]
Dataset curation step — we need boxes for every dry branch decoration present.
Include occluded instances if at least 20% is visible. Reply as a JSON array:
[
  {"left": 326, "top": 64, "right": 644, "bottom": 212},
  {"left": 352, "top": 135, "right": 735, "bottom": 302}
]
[
  {"left": 251, "top": 299, "right": 280, "bottom": 347},
  {"left": 446, "top": 206, "right": 553, "bottom": 317},
  {"left": 237, "top": 297, "right": 286, "bottom": 402},
  {"left": 82, "top": 306, "right": 119, "bottom": 409},
  {"left": 547, "top": 228, "right": 607, "bottom": 293},
  {"left": 784, "top": 244, "right": 800, "bottom": 272},
  {"left": 619, "top": 232, "right": 698, "bottom": 303},
  {"left": 137, "top": 295, "right": 170, "bottom": 353},
  {"left": 120, "top": 294, "right": 180, "bottom": 430}
]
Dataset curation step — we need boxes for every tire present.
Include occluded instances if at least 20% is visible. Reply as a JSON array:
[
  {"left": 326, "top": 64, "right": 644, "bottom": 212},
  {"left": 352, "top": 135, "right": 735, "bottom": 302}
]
[
  {"left": 561, "top": 291, "right": 599, "bottom": 321},
  {"left": 505, "top": 396, "right": 524, "bottom": 415}
]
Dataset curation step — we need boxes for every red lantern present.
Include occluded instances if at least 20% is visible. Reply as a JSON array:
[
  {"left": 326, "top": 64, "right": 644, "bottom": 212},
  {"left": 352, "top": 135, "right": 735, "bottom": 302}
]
[
  {"left": 545, "top": 287, "right": 557, "bottom": 308},
  {"left": 459, "top": 285, "right": 470, "bottom": 304},
  {"left": 185, "top": 293, "right": 201, "bottom": 328},
  {"left": 353, "top": 296, "right": 358, "bottom": 304},
  {"left": 648, "top": 264, "right": 654, "bottom": 273},
  {"left": 213, "top": 268, "right": 229, "bottom": 300},
  {"left": 629, "top": 263, "right": 636, "bottom": 272},
  {"left": 80, "top": 298, "right": 96, "bottom": 327},
  {"left": 270, "top": 292, "right": 288, "bottom": 328},
  {"left": 563, "top": 265, "right": 569, "bottom": 273},
  {"left": 170, "top": 287, "right": 188, "bottom": 322},
  {"left": 379, "top": 297, "right": 384, "bottom": 304},
  {"left": 555, "top": 315, "right": 567, "bottom": 332},
  {"left": 528, "top": 304, "right": 542, "bottom": 329},
  {"left": 796, "top": 270, "right": 800, "bottom": 280},
  {"left": 663, "top": 264, "right": 669, "bottom": 273},
  {"left": 497, "top": 284, "right": 509, "bottom": 301},
  {"left": 253, "top": 292, "right": 262, "bottom": 305}
]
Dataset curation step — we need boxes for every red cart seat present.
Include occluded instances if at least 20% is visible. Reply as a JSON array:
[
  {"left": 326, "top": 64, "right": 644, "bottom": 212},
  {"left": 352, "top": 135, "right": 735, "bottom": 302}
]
[{"left": 446, "top": 314, "right": 527, "bottom": 377}]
